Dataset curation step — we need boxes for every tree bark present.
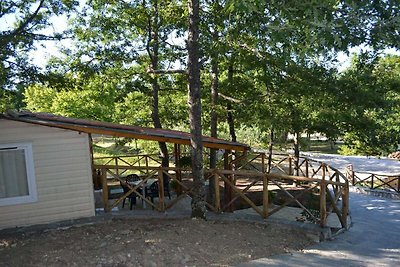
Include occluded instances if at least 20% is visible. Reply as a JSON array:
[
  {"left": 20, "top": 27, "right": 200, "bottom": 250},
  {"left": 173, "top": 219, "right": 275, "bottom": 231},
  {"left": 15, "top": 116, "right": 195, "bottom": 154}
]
[
  {"left": 227, "top": 61, "right": 236, "bottom": 142},
  {"left": 187, "top": 0, "right": 206, "bottom": 219},
  {"left": 208, "top": 50, "right": 219, "bottom": 205},
  {"left": 209, "top": 55, "right": 219, "bottom": 168},
  {"left": 147, "top": 0, "right": 169, "bottom": 168},
  {"left": 151, "top": 77, "right": 169, "bottom": 168}
]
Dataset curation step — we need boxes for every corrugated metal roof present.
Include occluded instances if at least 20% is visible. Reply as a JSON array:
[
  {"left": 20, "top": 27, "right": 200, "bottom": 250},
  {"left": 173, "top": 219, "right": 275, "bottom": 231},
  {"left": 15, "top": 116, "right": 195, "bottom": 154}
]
[{"left": 1, "top": 111, "right": 250, "bottom": 151}]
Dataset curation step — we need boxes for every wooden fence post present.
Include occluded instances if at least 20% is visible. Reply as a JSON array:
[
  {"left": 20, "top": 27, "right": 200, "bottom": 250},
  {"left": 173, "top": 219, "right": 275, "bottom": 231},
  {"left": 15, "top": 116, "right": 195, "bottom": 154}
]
[
  {"left": 397, "top": 176, "right": 400, "bottom": 193},
  {"left": 263, "top": 174, "right": 269, "bottom": 218},
  {"left": 334, "top": 172, "right": 339, "bottom": 197},
  {"left": 174, "top": 144, "right": 183, "bottom": 196},
  {"left": 115, "top": 158, "right": 119, "bottom": 176},
  {"left": 320, "top": 180, "right": 327, "bottom": 227},
  {"left": 261, "top": 153, "right": 265, "bottom": 173},
  {"left": 224, "top": 150, "right": 234, "bottom": 212},
  {"left": 214, "top": 172, "right": 221, "bottom": 212},
  {"left": 101, "top": 168, "right": 109, "bottom": 212},
  {"left": 305, "top": 158, "right": 309, "bottom": 178},
  {"left": 158, "top": 169, "right": 165, "bottom": 212},
  {"left": 288, "top": 156, "right": 293, "bottom": 176},
  {"left": 145, "top": 156, "right": 149, "bottom": 174},
  {"left": 347, "top": 164, "right": 355, "bottom": 185},
  {"left": 342, "top": 180, "right": 349, "bottom": 229},
  {"left": 371, "top": 174, "right": 375, "bottom": 189}
]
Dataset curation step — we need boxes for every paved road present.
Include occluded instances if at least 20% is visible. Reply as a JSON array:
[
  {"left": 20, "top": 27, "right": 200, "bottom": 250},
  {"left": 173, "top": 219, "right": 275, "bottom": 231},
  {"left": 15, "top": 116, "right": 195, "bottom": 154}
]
[{"left": 240, "top": 192, "right": 400, "bottom": 267}]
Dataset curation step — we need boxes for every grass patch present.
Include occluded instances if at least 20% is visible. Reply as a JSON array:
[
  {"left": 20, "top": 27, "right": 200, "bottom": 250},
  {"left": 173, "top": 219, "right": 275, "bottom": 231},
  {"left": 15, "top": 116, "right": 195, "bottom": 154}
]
[{"left": 304, "top": 140, "right": 343, "bottom": 154}]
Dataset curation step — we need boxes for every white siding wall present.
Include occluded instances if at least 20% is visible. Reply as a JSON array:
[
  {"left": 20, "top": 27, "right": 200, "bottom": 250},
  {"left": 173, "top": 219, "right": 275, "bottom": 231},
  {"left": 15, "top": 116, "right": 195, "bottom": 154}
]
[{"left": 0, "top": 120, "right": 95, "bottom": 229}]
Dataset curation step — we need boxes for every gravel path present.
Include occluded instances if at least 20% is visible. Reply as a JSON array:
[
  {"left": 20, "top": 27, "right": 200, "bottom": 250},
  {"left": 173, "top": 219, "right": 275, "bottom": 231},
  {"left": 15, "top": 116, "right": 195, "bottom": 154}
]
[{"left": 240, "top": 191, "right": 400, "bottom": 267}]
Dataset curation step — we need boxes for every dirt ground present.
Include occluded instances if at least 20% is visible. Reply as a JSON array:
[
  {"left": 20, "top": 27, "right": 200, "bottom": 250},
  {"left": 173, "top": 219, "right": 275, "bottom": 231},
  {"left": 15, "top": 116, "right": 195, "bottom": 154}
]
[{"left": 0, "top": 218, "right": 315, "bottom": 266}]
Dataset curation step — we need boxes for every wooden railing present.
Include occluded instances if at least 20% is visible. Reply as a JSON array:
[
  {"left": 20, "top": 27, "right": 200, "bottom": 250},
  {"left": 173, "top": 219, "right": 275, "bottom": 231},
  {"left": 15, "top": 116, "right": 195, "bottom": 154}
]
[
  {"left": 207, "top": 168, "right": 349, "bottom": 228},
  {"left": 94, "top": 154, "right": 164, "bottom": 176},
  {"left": 345, "top": 166, "right": 400, "bottom": 193},
  {"left": 94, "top": 164, "right": 223, "bottom": 213},
  {"left": 93, "top": 159, "right": 350, "bottom": 229},
  {"left": 231, "top": 153, "right": 347, "bottom": 182}
]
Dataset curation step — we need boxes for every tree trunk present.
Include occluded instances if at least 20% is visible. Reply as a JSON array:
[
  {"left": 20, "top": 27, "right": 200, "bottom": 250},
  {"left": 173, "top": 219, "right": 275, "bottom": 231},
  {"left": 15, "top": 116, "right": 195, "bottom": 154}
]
[
  {"left": 151, "top": 77, "right": 169, "bottom": 168},
  {"left": 306, "top": 132, "right": 311, "bottom": 151},
  {"left": 187, "top": 0, "right": 206, "bottom": 219},
  {"left": 208, "top": 52, "right": 219, "bottom": 204},
  {"left": 147, "top": 0, "right": 169, "bottom": 168},
  {"left": 209, "top": 54, "right": 219, "bottom": 168},
  {"left": 227, "top": 61, "right": 236, "bottom": 142},
  {"left": 329, "top": 138, "right": 335, "bottom": 151}
]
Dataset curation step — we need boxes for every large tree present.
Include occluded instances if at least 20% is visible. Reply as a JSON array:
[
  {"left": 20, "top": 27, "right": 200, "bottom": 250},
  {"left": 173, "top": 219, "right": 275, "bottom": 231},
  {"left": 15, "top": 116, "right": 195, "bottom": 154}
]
[
  {"left": 336, "top": 54, "right": 400, "bottom": 155},
  {"left": 206, "top": 0, "right": 400, "bottom": 154},
  {"left": 47, "top": 1, "right": 188, "bottom": 163},
  {"left": 187, "top": 0, "right": 206, "bottom": 219}
]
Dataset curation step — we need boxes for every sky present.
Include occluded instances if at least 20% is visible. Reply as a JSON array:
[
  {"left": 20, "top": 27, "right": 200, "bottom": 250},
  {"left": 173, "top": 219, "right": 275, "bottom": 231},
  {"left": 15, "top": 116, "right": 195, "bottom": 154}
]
[
  {"left": 336, "top": 47, "right": 400, "bottom": 72},
  {"left": 30, "top": 14, "right": 71, "bottom": 67}
]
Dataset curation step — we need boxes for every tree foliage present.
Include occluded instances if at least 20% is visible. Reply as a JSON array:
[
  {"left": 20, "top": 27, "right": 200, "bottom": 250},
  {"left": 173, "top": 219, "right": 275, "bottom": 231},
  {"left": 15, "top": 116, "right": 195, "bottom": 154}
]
[
  {"left": 0, "top": 0, "right": 77, "bottom": 91},
  {"left": 2, "top": 0, "right": 400, "bottom": 158},
  {"left": 338, "top": 54, "right": 400, "bottom": 155}
]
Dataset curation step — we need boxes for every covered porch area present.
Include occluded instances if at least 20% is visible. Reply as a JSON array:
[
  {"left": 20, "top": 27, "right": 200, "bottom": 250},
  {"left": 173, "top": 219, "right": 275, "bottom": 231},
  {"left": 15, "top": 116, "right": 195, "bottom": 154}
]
[
  {"left": 5, "top": 111, "right": 349, "bottom": 230},
  {"left": 91, "top": 139, "right": 250, "bottom": 215}
]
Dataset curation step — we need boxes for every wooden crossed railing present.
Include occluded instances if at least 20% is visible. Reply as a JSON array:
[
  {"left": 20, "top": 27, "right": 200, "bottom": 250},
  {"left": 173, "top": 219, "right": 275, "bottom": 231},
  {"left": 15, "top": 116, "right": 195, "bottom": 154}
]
[
  {"left": 94, "top": 154, "right": 164, "bottom": 176},
  {"left": 230, "top": 153, "right": 347, "bottom": 182},
  {"left": 207, "top": 169, "right": 349, "bottom": 228},
  {"left": 94, "top": 165, "right": 220, "bottom": 213},
  {"left": 345, "top": 167, "right": 400, "bottom": 193},
  {"left": 94, "top": 156, "right": 350, "bottom": 228}
]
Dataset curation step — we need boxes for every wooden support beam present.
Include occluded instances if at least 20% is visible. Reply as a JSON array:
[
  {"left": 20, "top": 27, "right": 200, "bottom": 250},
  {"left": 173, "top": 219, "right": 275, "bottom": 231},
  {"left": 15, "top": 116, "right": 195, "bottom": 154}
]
[
  {"left": 100, "top": 168, "right": 109, "bottom": 212},
  {"left": 397, "top": 176, "right": 400, "bottom": 193},
  {"left": 342, "top": 180, "right": 349, "bottom": 229},
  {"left": 174, "top": 144, "right": 183, "bottom": 196},
  {"left": 159, "top": 170, "right": 165, "bottom": 212},
  {"left": 88, "top": 133, "right": 95, "bottom": 174},
  {"left": 224, "top": 150, "right": 234, "bottom": 212},
  {"left": 115, "top": 157, "right": 119, "bottom": 176},
  {"left": 214, "top": 172, "right": 221, "bottom": 212},
  {"left": 371, "top": 174, "right": 375, "bottom": 189},
  {"left": 263, "top": 174, "right": 269, "bottom": 218},
  {"left": 305, "top": 158, "right": 309, "bottom": 178},
  {"left": 145, "top": 156, "right": 149, "bottom": 173},
  {"left": 320, "top": 181, "right": 327, "bottom": 227},
  {"left": 261, "top": 153, "right": 265, "bottom": 173}
]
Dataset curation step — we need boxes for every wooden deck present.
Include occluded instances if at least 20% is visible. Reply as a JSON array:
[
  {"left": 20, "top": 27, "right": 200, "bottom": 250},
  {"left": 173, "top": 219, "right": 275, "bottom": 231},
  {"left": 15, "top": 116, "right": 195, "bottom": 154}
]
[{"left": 93, "top": 152, "right": 349, "bottom": 229}]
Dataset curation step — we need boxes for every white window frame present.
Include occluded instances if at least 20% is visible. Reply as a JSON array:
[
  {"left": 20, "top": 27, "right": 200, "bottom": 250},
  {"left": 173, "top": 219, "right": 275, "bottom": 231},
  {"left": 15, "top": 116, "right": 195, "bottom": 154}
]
[{"left": 0, "top": 142, "right": 38, "bottom": 206}]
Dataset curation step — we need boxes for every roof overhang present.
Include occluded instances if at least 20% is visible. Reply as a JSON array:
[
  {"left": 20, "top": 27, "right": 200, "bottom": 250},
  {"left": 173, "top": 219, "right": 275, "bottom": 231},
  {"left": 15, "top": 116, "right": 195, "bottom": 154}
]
[{"left": 1, "top": 111, "right": 250, "bottom": 152}]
